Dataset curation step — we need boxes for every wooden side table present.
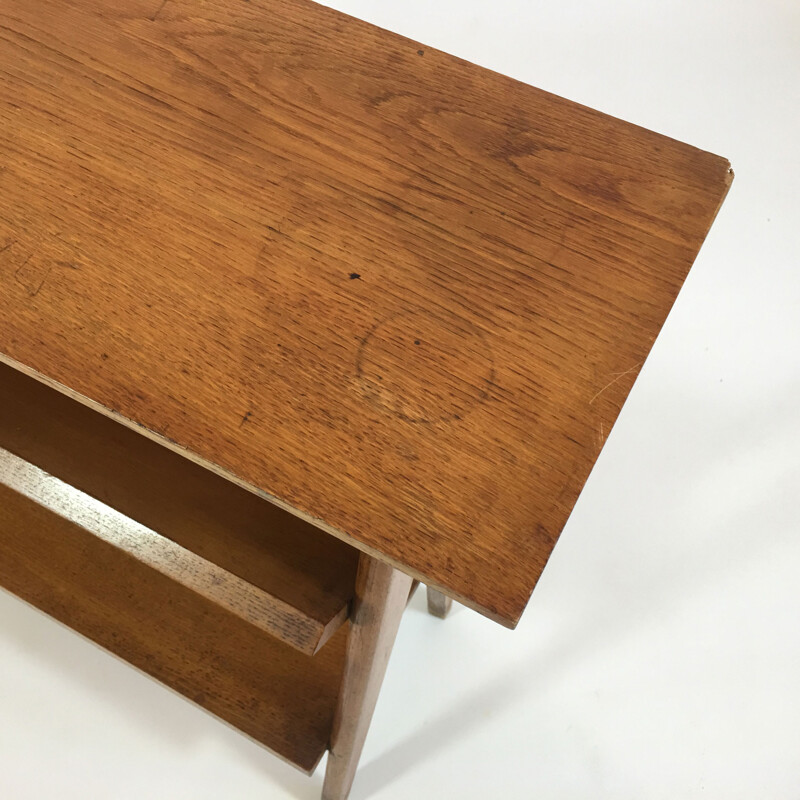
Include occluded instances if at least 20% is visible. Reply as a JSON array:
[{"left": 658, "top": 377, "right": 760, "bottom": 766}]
[{"left": 0, "top": 1, "right": 731, "bottom": 798}]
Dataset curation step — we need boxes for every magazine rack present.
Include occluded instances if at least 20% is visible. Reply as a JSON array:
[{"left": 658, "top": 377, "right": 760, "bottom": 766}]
[{"left": 0, "top": 1, "right": 731, "bottom": 797}]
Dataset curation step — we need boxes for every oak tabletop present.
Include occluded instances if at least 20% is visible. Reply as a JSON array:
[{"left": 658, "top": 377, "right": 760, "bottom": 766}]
[{"left": 0, "top": 0, "right": 731, "bottom": 626}]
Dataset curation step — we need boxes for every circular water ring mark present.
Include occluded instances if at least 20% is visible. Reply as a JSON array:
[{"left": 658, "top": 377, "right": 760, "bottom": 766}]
[{"left": 355, "top": 308, "right": 496, "bottom": 424}]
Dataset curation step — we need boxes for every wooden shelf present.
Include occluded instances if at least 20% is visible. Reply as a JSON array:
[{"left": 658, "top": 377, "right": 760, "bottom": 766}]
[
  {"left": 0, "top": 362, "right": 358, "bottom": 655},
  {"left": 0, "top": 467, "right": 347, "bottom": 773}
]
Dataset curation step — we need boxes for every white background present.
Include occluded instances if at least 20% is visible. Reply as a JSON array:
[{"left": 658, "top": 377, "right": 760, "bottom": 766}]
[{"left": 2, "top": 0, "right": 799, "bottom": 797}]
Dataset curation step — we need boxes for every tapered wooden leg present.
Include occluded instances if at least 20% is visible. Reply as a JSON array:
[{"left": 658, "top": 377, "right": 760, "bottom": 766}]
[
  {"left": 426, "top": 586, "right": 453, "bottom": 619},
  {"left": 322, "top": 555, "right": 412, "bottom": 800}
]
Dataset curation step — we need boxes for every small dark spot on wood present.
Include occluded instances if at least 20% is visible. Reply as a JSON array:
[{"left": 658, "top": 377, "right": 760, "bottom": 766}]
[
  {"left": 240, "top": 410, "right": 253, "bottom": 426},
  {"left": 101, "top": 353, "right": 109, "bottom": 361},
  {"left": 414, "top": 339, "right": 421, "bottom": 345},
  {"left": 417, "top": 49, "right": 425, "bottom": 56},
  {"left": 349, "top": 272, "right": 361, "bottom": 280}
]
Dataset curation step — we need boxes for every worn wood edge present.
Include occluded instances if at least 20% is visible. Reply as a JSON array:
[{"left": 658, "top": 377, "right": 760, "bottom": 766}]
[
  {"left": 0, "top": 444, "right": 335, "bottom": 655},
  {"left": 0, "top": 353, "right": 517, "bottom": 626},
  {"left": 706, "top": 162, "right": 735, "bottom": 232}
]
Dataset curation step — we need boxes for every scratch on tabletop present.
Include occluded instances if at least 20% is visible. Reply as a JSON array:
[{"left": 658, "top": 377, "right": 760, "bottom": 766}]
[{"left": 589, "top": 361, "right": 643, "bottom": 405}]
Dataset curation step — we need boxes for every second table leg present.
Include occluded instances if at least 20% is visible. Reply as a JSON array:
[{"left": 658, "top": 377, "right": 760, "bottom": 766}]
[{"left": 426, "top": 586, "right": 453, "bottom": 619}]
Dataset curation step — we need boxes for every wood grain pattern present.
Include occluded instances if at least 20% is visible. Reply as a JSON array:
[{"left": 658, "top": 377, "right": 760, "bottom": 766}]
[
  {"left": 0, "top": 0, "right": 732, "bottom": 626},
  {"left": 0, "top": 360, "right": 358, "bottom": 655},
  {"left": 0, "top": 478, "right": 348, "bottom": 774}
]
